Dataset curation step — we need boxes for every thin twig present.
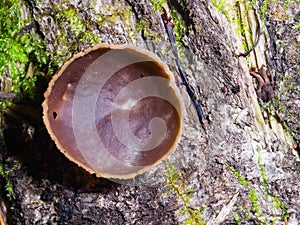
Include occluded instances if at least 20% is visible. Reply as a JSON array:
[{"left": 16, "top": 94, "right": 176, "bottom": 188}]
[
  {"left": 161, "top": 8, "right": 206, "bottom": 129},
  {"left": 238, "top": 22, "right": 261, "bottom": 57}
]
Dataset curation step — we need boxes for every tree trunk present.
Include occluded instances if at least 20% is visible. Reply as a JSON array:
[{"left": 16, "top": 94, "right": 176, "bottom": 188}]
[{"left": 1, "top": 0, "right": 299, "bottom": 224}]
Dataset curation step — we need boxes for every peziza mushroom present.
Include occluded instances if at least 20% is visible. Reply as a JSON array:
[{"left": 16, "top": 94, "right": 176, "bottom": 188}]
[{"left": 42, "top": 44, "right": 183, "bottom": 179}]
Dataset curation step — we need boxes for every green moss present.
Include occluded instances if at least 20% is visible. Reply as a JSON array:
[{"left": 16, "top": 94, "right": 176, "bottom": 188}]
[
  {"left": 136, "top": 18, "right": 162, "bottom": 40},
  {"left": 56, "top": 7, "right": 86, "bottom": 37},
  {"left": 210, "top": 0, "right": 232, "bottom": 22},
  {"left": 94, "top": 7, "right": 118, "bottom": 27},
  {"left": 209, "top": 0, "right": 257, "bottom": 54},
  {"left": 232, "top": 211, "right": 242, "bottom": 225},
  {"left": 93, "top": 1, "right": 139, "bottom": 43},
  {"left": 262, "top": 71, "right": 299, "bottom": 146},
  {"left": 257, "top": 146, "right": 269, "bottom": 195},
  {"left": 268, "top": 97, "right": 300, "bottom": 134},
  {"left": 0, "top": 0, "right": 141, "bottom": 107},
  {"left": 283, "top": 0, "right": 292, "bottom": 10},
  {"left": 226, "top": 147, "right": 289, "bottom": 224},
  {"left": 293, "top": 20, "right": 300, "bottom": 29},
  {"left": 148, "top": 0, "right": 167, "bottom": 12},
  {"left": 257, "top": 146, "right": 289, "bottom": 223},
  {"left": 0, "top": 0, "right": 109, "bottom": 107},
  {"left": 0, "top": 162, "right": 20, "bottom": 200},
  {"left": 211, "top": 0, "right": 300, "bottom": 54},
  {"left": 260, "top": 0, "right": 269, "bottom": 22},
  {"left": 82, "top": 30, "right": 101, "bottom": 45},
  {"left": 148, "top": 0, "right": 188, "bottom": 43},
  {"left": 148, "top": 0, "right": 188, "bottom": 61},
  {"left": 163, "top": 162, "right": 206, "bottom": 225},
  {"left": 0, "top": 0, "right": 49, "bottom": 102},
  {"left": 169, "top": 8, "right": 187, "bottom": 46},
  {"left": 236, "top": 7, "right": 251, "bottom": 53},
  {"left": 272, "top": 98, "right": 300, "bottom": 126},
  {"left": 265, "top": 71, "right": 300, "bottom": 138},
  {"left": 50, "top": 5, "right": 102, "bottom": 68},
  {"left": 116, "top": 4, "right": 139, "bottom": 43}
]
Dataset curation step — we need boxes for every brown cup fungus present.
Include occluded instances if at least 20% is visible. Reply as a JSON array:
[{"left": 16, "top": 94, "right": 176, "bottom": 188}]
[{"left": 43, "top": 44, "right": 183, "bottom": 179}]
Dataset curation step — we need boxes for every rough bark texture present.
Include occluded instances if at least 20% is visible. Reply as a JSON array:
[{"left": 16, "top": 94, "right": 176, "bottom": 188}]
[{"left": 0, "top": 0, "right": 299, "bottom": 224}]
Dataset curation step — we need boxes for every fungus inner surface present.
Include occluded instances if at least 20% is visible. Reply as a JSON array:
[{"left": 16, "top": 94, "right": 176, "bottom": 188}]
[{"left": 43, "top": 46, "right": 182, "bottom": 177}]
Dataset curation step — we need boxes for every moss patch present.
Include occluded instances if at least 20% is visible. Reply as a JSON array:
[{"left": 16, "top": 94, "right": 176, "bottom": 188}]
[{"left": 0, "top": 0, "right": 49, "bottom": 103}]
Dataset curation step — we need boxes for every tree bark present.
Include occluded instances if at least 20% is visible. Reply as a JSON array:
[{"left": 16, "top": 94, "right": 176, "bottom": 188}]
[{"left": 1, "top": 0, "right": 299, "bottom": 224}]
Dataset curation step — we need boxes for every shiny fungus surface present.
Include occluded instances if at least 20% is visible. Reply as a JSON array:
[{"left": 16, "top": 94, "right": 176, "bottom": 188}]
[{"left": 42, "top": 44, "right": 183, "bottom": 179}]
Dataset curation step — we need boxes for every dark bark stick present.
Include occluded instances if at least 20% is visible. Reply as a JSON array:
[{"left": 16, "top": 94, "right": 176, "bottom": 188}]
[{"left": 161, "top": 8, "right": 205, "bottom": 130}]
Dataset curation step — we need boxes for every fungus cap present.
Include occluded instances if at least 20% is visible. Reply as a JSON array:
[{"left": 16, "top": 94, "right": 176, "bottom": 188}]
[{"left": 42, "top": 44, "right": 183, "bottom": 179}]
